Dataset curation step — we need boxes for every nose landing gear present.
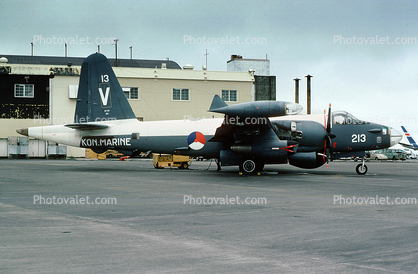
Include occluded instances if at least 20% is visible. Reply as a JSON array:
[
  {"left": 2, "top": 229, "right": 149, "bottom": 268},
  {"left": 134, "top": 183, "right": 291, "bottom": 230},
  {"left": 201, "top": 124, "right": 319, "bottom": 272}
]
[{"left": 356, "top": 157, "right": 368, "bottom": 175}]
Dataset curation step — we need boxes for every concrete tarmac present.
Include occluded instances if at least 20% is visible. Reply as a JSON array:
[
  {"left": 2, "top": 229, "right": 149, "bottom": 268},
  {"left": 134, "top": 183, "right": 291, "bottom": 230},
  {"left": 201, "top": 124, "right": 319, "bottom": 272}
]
[{"left": 1, "top": 159, "right": 418, "bottom": 273}]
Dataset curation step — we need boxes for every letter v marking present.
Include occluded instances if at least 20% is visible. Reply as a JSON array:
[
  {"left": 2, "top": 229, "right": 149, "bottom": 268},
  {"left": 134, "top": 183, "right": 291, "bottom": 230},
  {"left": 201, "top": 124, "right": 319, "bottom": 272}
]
[{"left": 98, "top": 87, "right": 110, "bottom": 106}]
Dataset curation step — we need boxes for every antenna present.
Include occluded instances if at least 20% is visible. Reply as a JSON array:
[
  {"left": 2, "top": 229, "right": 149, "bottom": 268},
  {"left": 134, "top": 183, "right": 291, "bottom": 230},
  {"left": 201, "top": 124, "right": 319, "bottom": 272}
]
[
  {"left": 113, "top": 39, "right": 119, "bottom": 67},
  {"left": 204, "top": 49, "right": 209, "bottom": 69}
]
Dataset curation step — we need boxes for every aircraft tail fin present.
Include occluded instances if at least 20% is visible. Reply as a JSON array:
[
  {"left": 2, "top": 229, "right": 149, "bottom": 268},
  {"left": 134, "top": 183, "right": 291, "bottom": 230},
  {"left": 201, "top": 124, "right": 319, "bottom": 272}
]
[
  {"left": 209, "top": 95, "right": 228, "bottom": 111},
  {"left": 74, "top": 53, "right": 136, "bottom": 123},
  {"left": 401, "top": 126, "right": 418, "bottom": 149}
]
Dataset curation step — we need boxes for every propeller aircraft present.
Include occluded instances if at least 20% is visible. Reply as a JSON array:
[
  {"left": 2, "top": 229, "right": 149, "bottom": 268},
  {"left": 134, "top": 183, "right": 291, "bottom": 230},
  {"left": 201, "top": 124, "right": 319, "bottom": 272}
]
[{"left": 17, "top": 53, "right": 402, "bottom": 175}]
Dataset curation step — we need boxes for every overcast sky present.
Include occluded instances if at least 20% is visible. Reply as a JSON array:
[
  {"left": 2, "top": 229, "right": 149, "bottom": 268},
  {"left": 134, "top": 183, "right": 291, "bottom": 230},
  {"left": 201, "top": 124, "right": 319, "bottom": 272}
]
[{"left": 2, "top": 0, "right": 418, "bottom": 136}]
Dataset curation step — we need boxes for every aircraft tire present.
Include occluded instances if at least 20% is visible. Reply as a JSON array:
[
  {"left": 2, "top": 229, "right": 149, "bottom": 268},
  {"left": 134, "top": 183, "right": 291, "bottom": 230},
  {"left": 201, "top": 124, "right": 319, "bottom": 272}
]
[
  {"left": 179, "top": 162, "right": 189, "bottom": 169},
  {"left": 356, "top": 164, "right": 368, "bottom": 175},
  {"left": 239, "top": 158, "right": 263, "bottom": 174}
]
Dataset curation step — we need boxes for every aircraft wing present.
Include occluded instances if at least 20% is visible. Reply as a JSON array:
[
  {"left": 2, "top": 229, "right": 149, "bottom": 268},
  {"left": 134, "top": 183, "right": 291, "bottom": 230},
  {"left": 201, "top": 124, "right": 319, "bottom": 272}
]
[
  {"left": 207, "top": 95, "right": 302, "bottom": 156},
  {"left": 208, "top": 115, "right": 275, "bottom": 143}
]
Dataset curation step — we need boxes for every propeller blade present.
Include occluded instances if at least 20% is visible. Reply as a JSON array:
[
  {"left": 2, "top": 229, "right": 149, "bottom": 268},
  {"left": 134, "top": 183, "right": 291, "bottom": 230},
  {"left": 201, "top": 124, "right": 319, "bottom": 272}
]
[
  {"left": 327, "top": 103, "right": 331, "bottom": 134},
  {"left": 323, "top": 103, "right": 333, "bottom": 167}
]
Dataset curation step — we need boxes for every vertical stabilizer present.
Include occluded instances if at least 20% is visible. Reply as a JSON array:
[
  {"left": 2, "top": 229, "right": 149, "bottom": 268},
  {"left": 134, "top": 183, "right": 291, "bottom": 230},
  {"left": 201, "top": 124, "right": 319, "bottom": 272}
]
[
  {"left": 74, "top": 53, "right": 136, "bottom": 123},
  {"left": 401, "top": 126, "right": 418, "bottom": 149},
  {"left": 209, "top": 94, "right": 228, "bottom": 111}
]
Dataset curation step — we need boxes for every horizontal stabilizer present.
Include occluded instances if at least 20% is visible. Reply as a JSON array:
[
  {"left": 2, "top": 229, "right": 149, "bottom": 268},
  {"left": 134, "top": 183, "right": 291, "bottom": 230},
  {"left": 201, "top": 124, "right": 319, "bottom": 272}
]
[
  {"left": 65, "top": 123, "right": 108, "bottom": 130},
  {"left": 399, "top": 141, "right": 413, "bottom": 148}
]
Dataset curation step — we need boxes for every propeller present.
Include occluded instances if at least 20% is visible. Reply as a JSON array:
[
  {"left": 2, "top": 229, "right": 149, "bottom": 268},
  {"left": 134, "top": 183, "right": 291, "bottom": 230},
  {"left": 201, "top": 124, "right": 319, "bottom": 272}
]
[{"left": 323, "top": 104, "right": 336, "bottom": 167}]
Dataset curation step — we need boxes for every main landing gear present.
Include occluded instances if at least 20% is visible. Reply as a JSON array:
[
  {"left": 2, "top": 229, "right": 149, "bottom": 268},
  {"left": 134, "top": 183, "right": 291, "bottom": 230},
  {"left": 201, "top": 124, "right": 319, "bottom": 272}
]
[{"left": 355, "top": 157, "right": 368, "bottom": 175}]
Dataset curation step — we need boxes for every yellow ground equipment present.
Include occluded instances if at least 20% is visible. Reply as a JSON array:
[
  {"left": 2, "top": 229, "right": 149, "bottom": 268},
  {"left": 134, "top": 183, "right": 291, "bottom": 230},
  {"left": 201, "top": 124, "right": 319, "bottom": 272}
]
[{"left": 153, "top": 154, "right": 191, "bottom": 169}]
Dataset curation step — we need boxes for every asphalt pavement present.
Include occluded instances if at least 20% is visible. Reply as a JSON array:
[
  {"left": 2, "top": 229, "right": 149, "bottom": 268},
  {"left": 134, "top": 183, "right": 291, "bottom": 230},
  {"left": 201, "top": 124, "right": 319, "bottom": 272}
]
[{"left": 1, "top": 159, "right": 417, "bottom": 273}]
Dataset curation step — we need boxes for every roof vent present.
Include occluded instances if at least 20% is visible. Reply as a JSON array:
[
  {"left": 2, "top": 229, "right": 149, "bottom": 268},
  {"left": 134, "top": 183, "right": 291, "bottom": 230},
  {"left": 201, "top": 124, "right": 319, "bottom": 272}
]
[
  {"left": 183, "top": 64, "right": 194, "bottom": 70},
  {"left": 0, "top": 57, "right": 8, "bottom": 63}
]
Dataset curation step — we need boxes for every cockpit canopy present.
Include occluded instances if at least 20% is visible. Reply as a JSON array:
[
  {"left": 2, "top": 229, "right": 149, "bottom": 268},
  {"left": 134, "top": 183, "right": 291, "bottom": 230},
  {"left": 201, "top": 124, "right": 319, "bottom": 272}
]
[{"left": 332, "top": 111, "right": 369, "bottom": 125}]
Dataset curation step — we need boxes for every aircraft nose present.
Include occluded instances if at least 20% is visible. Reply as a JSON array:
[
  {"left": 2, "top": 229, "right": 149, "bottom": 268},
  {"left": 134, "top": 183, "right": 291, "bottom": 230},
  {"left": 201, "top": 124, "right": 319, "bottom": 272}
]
[
  {"left": 16, "top": 128, "right": 29, "bottom": 136},
  {"left": 390, "top": 127, "right": 402, "bottom": 146}
]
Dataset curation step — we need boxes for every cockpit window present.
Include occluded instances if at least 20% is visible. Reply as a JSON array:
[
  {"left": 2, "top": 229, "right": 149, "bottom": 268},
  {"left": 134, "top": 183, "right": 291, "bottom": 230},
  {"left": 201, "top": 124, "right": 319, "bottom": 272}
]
[{"left": 332, "top": 111, "right": 367, "bottom": 125}]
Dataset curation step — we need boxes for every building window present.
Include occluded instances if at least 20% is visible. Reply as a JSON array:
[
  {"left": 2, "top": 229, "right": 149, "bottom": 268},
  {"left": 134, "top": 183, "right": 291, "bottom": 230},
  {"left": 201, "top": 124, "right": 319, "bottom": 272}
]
[
  {"left": 122, "top": 87, "right": 139, "bottom": 99},
  {"left": 14, "top": 84, "right": 34, "bottom": 98},
  {"left": 221, "top": 90, "right": 237, "bottom": 102},
  {"left": 172, "top": 88, "right": 189, "bottom": 101}
]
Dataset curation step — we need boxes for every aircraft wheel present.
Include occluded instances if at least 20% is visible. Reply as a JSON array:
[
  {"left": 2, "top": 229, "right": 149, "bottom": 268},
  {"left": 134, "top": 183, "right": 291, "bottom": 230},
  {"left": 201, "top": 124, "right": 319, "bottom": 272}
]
[
  {"left": 356, "top": 164, "right": 368, "bottom": 175},
  {"left": 179, "top": 162, "right": 189, "bottom": 169},
  {"left": 153, "top": 163, "right": 163, "bottom": 169},
  {"left": 239, "top": 159, "right": 263, "bottom": 174}
]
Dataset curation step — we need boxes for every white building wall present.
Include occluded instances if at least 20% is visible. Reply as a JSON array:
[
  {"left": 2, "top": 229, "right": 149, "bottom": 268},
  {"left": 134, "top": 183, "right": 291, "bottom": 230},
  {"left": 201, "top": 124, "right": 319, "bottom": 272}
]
[{"left": 227, "top": 59, "right": 270, "bottom": 76}]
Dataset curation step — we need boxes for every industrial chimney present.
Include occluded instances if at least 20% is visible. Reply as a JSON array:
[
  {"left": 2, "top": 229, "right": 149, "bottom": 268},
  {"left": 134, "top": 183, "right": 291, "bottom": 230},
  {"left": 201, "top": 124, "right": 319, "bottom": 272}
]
[
  {"left": 293, "top": 78, "right": 300, "bottom": 104},
  {"left": 305, "top": 75, "right": 313, "bottom": 114}
]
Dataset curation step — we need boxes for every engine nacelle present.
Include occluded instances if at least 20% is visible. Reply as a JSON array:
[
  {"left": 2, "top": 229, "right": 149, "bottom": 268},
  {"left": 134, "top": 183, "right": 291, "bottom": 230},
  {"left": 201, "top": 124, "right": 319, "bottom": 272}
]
[
  {"left": 288, "top": 152, "right": 325, "bottom": 169},
  {"left": 230, "top": 140, "right": 293, "bottom": 164},
  {"left": 272, "top": 120, "right": 326, "bottom": 152}
]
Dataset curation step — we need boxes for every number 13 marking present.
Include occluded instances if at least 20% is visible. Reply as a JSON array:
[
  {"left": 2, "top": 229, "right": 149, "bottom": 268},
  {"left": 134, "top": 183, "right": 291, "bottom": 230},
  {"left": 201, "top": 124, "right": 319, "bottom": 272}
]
[{"left": 101, "top": 75, "right": 109, "bottom": 82}]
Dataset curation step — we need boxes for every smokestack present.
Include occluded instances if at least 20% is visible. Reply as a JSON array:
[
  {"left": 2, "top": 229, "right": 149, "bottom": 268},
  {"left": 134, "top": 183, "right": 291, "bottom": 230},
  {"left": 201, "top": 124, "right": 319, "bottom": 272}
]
[
  {"left": 305, "top": 74, "right": 313, "bottom": 114},
  {"left": 293, "top": 78, "right": 300, "bottom": 104}
]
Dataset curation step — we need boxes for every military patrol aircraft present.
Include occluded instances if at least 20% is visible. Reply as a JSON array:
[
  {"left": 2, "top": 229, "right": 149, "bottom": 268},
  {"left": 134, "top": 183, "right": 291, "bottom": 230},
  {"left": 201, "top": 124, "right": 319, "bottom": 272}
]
[{"left": 17, "top": 53, "right": 402, "bottom": 175}]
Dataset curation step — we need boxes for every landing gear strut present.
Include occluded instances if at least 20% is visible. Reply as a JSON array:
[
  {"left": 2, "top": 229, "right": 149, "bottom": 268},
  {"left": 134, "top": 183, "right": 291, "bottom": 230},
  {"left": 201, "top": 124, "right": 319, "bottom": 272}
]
[
  {"left": 215, "top": 158, "right": 221, "bottom": 171},
  {"left": 355, "top": 157, "right": 368, "bottom": 175}
]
